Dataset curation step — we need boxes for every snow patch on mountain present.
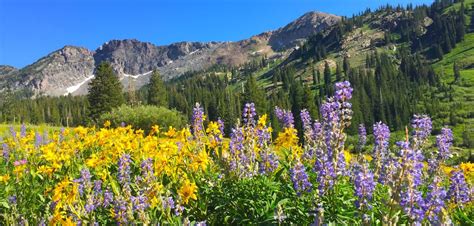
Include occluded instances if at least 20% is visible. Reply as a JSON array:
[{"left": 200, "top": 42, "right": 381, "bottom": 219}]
[{"left": 65, "top": 75, "right": 95, "bottom": 95}]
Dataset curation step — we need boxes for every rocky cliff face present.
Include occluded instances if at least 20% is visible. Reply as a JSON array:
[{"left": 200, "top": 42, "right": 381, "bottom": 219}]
[
  {"left": 0, "top": 11, "right": 340, "bottom": 97},
  {"left": 268, "top": 11, "right": 340, "bottom": 50}
]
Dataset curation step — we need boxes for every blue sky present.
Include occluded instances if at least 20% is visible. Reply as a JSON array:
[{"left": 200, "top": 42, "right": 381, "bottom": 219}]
[{"left": 0, "top": 0, "right": 433, "bottom": 68}]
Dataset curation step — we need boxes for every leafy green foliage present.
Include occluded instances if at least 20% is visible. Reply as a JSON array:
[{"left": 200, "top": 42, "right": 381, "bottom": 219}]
[{"left": 100, "top": 105, "right": 186, "bottom": 132}]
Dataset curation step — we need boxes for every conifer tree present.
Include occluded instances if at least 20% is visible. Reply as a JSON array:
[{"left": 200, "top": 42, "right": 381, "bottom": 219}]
[
  {"left": 243, "top": 75, "right": 267, "bottom": 115},
  {"left": 148, "top": 70, "right": 168, "bottom": 107},
  {"left": 87, "top": 62, "right": 125, "bottom": 122},
  {"left": 453, "top": 61, "right": 461, "bottom": 82},
  {"left": 323, "top": 61, "right": 333, "bottom": 97}
]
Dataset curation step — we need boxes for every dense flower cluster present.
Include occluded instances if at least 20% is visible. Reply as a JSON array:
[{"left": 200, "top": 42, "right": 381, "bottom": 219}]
[{"left": 0, "top": 81, "right": 472, "bottom": 225}]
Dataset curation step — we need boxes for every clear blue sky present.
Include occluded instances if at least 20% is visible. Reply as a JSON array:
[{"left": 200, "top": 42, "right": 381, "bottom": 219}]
[{"left": 0, "top": 0, "right": 433, "bottom": 68}]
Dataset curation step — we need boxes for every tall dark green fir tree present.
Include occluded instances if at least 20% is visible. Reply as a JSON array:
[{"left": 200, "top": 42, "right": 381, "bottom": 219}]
[
  {"left": 87, "top": 62, "right": 125, "bottom": 122},
  {"left": 148, "top": 70, "right": 168, "bottom": 107}
]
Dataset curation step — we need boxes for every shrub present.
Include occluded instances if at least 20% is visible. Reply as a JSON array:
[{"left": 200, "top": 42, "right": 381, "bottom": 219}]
[{"left": 100, "top": 105, "right": 186, "bottom": 132}]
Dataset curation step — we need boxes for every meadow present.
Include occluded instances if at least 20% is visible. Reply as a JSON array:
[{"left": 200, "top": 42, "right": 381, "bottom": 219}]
[{"left": 0, "top": 81, "right": 473, "bottom": 225}]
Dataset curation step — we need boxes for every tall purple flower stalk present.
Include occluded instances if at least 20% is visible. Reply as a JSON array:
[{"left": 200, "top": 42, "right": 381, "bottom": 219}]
[
  {"left": 290, "top": 161, "right": 312, "bottom": 196},
  {"left": 2, "top": 143, "right": 9, "bottom": 161},
  {"left": 411, "top": 114, "right": 432, "bottom": 149},
  {"left": 353, "top": 162, "right": 375, "bottom": 222},
  {"left": 398, "top": 141, "right": 425, "bottom": 223},
  {"left": 358, "top": 124, "right": 366, "bottom": 151},
  {"left": 35, "top": 132, "right": 42, "bottom": 148},
  {"left": 447, "top": 170, "right": 470, "bottom": 205},
  {"left": 429, "top": 127, "right": 453, "bottom": 173},
  {"left": 259, "top": 151, "right": 279, "bottom": 175},
  {"left": 217, "top": 118, "right": 225, "bottom": 137},
  {"left": 20, "top": 124, "right": 26, "bottom": 138},
  {"left": 423, "top": 176, "right": 446, "bottom": 223},
  {"left": 242, "top": 103, "right": 257, "bottom": 125},
  {"left": 372, "top": 122, "right": 390, "bottom": 181},
  {"left": 274, "top": 106, "right": 294, "bottom": 128},
  {"left": 192, "top": 103, "right": 205, "bottom": 136}
]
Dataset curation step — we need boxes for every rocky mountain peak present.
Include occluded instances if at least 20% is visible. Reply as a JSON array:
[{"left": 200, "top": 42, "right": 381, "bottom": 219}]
[{"left": 268, "top": 11, "right": 340, "bottom": 50}]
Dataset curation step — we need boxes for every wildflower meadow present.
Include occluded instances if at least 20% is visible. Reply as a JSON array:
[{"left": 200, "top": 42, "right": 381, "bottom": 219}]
[{"left": 0, "top": 81, "right": 472, "bottom": 225}]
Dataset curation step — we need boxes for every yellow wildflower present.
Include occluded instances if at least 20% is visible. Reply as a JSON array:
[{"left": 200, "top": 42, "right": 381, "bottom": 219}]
[
  {"left": 37, "top": 165, "right": 55, "bottom": 177},
  {"left": 151, "top": 125, "right": 160, "bottom": 135},
  {"left": 276, "top": 127, "right": 298, "bottom": 148},
  {"left": 258, "top": 114, "right": 268, "bottom": 127},
  {"left": 164, "top": 126, "right": 177, "bottom": 138},
  {"left": 178, "top": 179, "right": 198, "bottom": 204},
  {"left": 0, "top": 174, "right": 10, "bottom": 183},
  {"left": 103, "top": 120, "right": 111, "bottom": 128}
]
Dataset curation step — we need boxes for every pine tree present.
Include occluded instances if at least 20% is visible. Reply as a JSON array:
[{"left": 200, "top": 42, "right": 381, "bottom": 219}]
[
  {"left": 148, "top": 70, "right": 168, "bottom": 107},
  {"left": 243, "top": 75, "right": 267, "bottom": 115},
  {"left": 87, "top": 62, "right": 125, "bottom": 122},
  {"left": 453, "top": 61, "right": 461, "bottom": 82},
  {"left": 323, "top": 61, "right": 332, "bottom": 97},
  {"left": 302, "top": 85, "right": 318, "bottom": 119}
]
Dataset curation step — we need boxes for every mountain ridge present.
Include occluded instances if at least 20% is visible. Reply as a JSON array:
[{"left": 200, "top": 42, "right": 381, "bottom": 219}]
[{"left": 0, "top": 11, "right": 340, "bottom": 96}]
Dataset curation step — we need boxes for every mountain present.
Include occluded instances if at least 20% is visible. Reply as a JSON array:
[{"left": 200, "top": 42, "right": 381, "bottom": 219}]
[{"left": 0, "top": 11, "right": 340, "bottom": 96}]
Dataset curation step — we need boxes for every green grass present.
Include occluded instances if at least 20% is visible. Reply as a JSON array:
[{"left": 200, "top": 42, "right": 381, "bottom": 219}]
[
  {"left": 0, "top": 124, "right": 60, "bottom": 138},
  {"left": 430, "top": 32, "right": 474, "bottom": 155}
]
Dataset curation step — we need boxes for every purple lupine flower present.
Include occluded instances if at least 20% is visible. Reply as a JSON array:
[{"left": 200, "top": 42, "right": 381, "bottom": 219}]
[
  {"left": 448, "top": 170, "right": 470, "bottom": 204},
  {"left": 334, "top": 81, "right": 353, "bottom": 102},
  {"left": 35, "top": 132, "right": 42, "bottom": 148},
  {"left": 373, "top": 122, "right": 390, "bottom": 155},
  {"left": 229, "top": 127, "right": 245, "bottom": 171},
  {"left": 290, "top": 161, "right": 312, "bottom": 196},
  {"left": 242, "top": 103, "right": 257, "bottom": 125},
  {"left": 400, "top": 187, "right": 425, "bottom": 223},
  {"left": 336, "top": 151, "right": 347, "bottom": 176},
  {"left": 312, "top": 121, "right": 323, "bottom": 141},
  {"left": 20, "top": 124, "right": 26, "bottom": 138},
  {"left": 2, "top": 143, "right": 9, "bottom": 161},
  {"left": 300, "top": 109, "right": 312, "bottom": 132},
  {"left": 192, "top": 102, "right": 205, "bottom": 136},
  {"left": 411, "top": 114, "right": 432, "bottom": 148},
  {"left": 195, "top": 221, "right": 207, "bottom": 226},
  {"left": 59, "top": 127, "right": 65, "bottom": 143},
  {"left": 274, "top": 106, "right": 294, "bottom": 128},
  {"left": 75, "top": 168, "right": 92, "bottom": 196},
  {"left": 174, "top": 204, "right": 184, "bottom": 216},
  {"left": 103, "top": 188, "right": 114, "bottom": 207},
  {"left": 163, "top": 196, "right": 175, "bottom": 210},
  {"left": 423, "top": 176, "right": 447, "bottom": 223},
  {"left": 8, "top": 195, "right": 17, "bottom": 205},
  {"left": 131, "top": 194, "right": 149, "bottom": 211},
  {"left": 320, "top": 99, "right": 340, "bottom": 125},
  {"left": 436, "top": 127, "right": 453, "bottom": 160},
  {"left": 358, "top": 124, "right": 367, "bottom": 150},
  {"left": 259, "top": 151, "right": 279, "bottom": 175},
  {"left": 140, "top": 158, "right": 155, "bottom": 184},
  {"left": 399, "top": 140, "right": 425, "bottom": 223},
  {"left": 118, "top": 154, "right": 131, "bottom": 186},
  {"left": 113, "top": 198, "right": 129, "bottom": 223},
  {"left": 217, "top": 118, "right": 225, "bottom": 136},
  {"left": 313, "top": 148, "right": 335, "bottom": 196},
  {"left": 120, "top": 122, "right": 126, "bottom": 127},
  {"left": 373, "top": 122, "right": 390, "bottom": 178},
  {"left": 256, "top": 127, "right": 271, "bottom": 149},
  {"left": 9, "top": 126, "right": 16, "bottom": 139},
  {"left": 353, "top": 162, "right": 375, "bottom": 210}
]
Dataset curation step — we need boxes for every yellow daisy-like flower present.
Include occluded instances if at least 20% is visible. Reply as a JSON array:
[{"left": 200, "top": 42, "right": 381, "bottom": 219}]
[
  {"left": 258, "top": 114, "right": 268, "bottom": 127},
  {"left": 275, "top": 127, "right": 298, "bottom": 148},
  {"left": 164, "top": 126, "right": 177, "bottom": 138},
  {"left": 178, "top": 179, "right": 198, "bottom": 204},
  {"left": 0, "top": 174, "right": 10, "bottom": 183},
  {"left": 103, "top": 120, "right": 111, "bottom": 128}
]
